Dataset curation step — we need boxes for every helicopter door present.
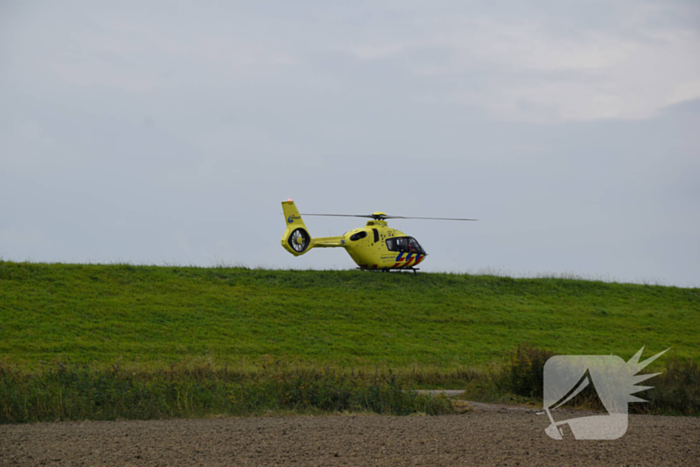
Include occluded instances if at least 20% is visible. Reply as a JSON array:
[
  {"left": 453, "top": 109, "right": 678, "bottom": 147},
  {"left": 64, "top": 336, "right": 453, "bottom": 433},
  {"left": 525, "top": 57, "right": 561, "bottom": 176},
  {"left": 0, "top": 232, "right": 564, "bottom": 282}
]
[{"left": 372, "top": 229, "right": 379, "bottom": 244}]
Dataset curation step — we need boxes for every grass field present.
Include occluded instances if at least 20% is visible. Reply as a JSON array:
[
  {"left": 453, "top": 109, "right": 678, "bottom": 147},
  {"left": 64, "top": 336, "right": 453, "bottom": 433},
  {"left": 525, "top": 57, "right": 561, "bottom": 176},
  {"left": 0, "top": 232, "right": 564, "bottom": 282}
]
[
  {"left": 2, "top": 261, "right": 699, "bottom": 422},
  {"left": 1, "top": 261, "right": 698, "bottom": 369}
]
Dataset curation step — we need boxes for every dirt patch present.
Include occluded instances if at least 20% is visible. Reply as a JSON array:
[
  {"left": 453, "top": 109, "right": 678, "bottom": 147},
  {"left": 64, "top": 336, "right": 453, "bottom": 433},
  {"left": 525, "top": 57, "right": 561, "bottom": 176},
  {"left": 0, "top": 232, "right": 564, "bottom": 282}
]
[{"left": 1, "top": 412, "right": 698, "bottom": 466}]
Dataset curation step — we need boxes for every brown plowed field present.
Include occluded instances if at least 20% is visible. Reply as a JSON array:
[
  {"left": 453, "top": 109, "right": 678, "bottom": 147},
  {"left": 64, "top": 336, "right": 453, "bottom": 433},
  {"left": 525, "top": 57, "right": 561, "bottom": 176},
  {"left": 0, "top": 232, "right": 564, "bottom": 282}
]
[{"left": 1, "top": 410, "right": 698, "bottom": 466}]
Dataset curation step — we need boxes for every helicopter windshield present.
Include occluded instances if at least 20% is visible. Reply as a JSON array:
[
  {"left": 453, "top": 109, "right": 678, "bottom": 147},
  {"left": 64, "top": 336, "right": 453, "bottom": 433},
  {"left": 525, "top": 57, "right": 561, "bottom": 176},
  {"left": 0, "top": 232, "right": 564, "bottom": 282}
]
[{"left": 386, "top": 236, "right": 426, "bottom": 255}]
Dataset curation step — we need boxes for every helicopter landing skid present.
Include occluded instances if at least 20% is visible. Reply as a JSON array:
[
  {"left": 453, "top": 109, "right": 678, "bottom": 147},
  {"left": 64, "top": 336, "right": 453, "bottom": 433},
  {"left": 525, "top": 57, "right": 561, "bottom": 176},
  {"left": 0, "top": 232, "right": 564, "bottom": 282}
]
[{"left": 357, "top": 267, "right": 420, "bottom": 275}]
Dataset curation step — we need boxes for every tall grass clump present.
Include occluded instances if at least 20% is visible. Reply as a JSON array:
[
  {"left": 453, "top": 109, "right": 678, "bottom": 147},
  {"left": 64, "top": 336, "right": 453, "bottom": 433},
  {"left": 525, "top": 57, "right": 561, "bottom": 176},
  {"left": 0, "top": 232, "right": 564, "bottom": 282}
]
[
  {"left": 0, "top": 362, "right": 454, "bottom": 424},
  {"left": 458, "top": 345, "right": 555, "bottom": 404},
  {"left": 633, "top": 358, "right": 700, "bottom": 415},
  {"left": 488, "top": 346, "right": 700, "bottom": 415},
  {"left": 507, "top": 345, "right": 556, "bottom": 399}
]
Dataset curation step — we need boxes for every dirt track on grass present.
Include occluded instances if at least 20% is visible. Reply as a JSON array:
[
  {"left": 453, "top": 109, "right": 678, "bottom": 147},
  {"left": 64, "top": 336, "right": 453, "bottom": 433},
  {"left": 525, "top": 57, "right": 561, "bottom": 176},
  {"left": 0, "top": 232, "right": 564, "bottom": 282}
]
[{"left": 2, "top": 409, "right": 698, "bottom": 466}]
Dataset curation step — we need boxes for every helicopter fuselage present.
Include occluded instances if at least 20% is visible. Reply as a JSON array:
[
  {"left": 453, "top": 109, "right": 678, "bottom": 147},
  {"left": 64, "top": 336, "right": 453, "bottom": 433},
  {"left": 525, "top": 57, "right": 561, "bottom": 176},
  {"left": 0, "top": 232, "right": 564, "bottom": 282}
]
[{"left": 339, "top": 220, "right": 427, "bottom": 269}]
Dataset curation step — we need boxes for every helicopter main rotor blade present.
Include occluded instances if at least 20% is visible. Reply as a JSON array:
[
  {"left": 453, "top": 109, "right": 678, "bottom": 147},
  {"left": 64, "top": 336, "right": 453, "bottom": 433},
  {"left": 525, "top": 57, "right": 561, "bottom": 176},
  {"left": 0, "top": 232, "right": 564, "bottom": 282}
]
[
  {"left": 301, "top": 213, "right": 375, "bottom": 218},
  {"left": 300, "top": 213, "right": 478, "bottom": 221},
  {"left": 383, "top": 216, "right": 478, "bottom": 221}
]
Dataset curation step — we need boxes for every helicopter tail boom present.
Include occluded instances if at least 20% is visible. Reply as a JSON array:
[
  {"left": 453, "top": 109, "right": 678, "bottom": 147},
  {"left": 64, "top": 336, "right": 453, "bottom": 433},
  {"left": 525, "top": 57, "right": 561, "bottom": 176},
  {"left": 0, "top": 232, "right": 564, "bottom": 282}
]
[{"left": 311, "top": 236, "right": 344, "bottom": 248}]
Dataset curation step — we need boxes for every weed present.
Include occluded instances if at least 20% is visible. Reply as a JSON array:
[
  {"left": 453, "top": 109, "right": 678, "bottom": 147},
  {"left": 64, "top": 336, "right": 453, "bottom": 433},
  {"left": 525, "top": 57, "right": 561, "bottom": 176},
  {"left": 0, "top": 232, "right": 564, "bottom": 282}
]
[
  {"left": 633, "top": 358, "right": 700, "bottom": 415},
  {"left": 508, "top": 345, "right": 556, "bottom": 399},
  {"left": 0, "top": 363, "right": 454, "bottom": 423}
]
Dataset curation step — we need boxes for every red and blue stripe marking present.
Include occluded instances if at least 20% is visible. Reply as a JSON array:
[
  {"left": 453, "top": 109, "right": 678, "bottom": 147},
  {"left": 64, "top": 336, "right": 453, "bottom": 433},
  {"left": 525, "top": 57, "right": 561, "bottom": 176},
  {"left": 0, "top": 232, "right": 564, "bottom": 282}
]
[{"left": 392, "top": 252, "right": 424, "bottom": 268}]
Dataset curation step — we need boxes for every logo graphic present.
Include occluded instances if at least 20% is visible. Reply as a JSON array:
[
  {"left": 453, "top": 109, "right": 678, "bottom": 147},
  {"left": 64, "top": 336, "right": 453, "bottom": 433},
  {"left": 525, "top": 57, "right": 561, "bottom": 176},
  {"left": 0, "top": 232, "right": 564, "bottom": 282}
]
[
  {"left": 540, "top": 347, "right": 668, "bottom": 440},
  {"left": 287, "top": 215, "right": 300, "bottom": 224}
]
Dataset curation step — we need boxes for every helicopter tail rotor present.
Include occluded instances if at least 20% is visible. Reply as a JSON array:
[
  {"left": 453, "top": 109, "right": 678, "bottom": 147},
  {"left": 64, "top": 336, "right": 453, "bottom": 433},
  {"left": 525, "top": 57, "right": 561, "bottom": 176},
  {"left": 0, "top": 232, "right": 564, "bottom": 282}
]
[{"left": 288, "top": 227, "right": 311, "bottom": 254}]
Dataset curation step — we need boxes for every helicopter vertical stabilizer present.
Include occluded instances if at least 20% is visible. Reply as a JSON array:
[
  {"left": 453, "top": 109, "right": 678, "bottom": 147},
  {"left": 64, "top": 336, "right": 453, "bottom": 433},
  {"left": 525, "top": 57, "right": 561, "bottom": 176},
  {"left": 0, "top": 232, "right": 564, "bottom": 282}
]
[{"left": 281, "top": 200, "right": 313, "bottom": 256}]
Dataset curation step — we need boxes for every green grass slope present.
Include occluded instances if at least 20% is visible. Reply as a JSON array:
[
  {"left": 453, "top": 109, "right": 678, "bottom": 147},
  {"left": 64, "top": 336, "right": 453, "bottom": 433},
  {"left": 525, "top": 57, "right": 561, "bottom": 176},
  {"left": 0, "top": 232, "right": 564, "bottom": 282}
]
[{"left": 1, "top": 261, "right": 698, "bottom": 370}]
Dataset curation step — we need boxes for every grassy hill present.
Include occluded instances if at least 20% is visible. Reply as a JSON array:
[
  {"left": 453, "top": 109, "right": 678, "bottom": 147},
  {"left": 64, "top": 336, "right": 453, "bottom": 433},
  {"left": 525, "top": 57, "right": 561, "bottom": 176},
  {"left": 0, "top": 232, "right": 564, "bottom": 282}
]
[{"left": 2, "top": 261, "right": 698, "bottom": 370}]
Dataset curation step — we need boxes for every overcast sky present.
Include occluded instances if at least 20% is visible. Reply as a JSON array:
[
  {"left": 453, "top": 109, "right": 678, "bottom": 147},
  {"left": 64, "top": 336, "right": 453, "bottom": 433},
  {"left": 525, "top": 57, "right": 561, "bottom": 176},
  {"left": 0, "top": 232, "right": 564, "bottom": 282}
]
[{"left": 1, "top": 1, "right": 699, "bottom": 287}]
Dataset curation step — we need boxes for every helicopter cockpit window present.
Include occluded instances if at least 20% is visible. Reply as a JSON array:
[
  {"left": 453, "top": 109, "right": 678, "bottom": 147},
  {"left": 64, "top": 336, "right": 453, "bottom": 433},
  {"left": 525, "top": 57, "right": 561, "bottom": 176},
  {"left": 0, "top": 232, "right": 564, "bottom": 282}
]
[
  {"left": 350, "top": 231, "right": 367, "bottom": 241},
  {"left": 386, "top": 237, "right": 426, "bottom": 255}
]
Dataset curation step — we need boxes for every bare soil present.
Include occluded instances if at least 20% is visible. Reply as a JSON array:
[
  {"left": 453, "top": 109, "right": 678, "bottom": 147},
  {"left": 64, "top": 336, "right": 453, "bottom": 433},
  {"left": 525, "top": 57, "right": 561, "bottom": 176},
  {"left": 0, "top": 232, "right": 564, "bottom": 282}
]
[{"left": 1, "top": 409, "right": 698, "bottom": 466}]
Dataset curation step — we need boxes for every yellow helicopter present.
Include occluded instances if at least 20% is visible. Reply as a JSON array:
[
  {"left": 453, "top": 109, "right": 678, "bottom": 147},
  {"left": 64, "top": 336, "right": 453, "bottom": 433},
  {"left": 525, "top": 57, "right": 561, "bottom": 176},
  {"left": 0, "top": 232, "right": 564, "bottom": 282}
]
[{"left": 281, "top": 200, "right": 477, "bottom": 271}]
